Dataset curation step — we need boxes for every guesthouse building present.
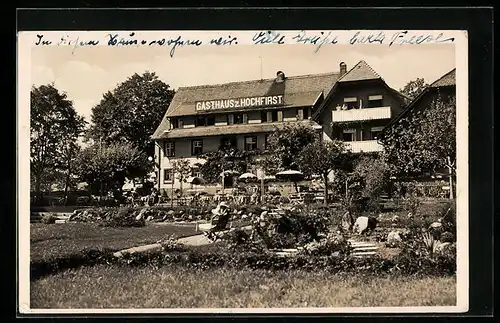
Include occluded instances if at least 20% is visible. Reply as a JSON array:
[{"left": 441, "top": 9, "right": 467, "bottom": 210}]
[{"left": 151, "top": 60, "right": 409, "bottom": 194}]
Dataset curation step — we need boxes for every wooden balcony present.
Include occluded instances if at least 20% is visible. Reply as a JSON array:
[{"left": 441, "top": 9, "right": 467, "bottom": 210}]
[
  {"left": 345, "top": 140, "right": 384, "bottom": 153},
  {"left": 332, "top": 106, "right": 391, "bottom": 123}
]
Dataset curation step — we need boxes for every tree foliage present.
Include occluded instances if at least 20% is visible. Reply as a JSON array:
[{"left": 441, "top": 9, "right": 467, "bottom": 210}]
[
  {"left": 74, "top": 142, "right": 151, "bottom": 195},
  {"left": 260, "top": 123, "right": 318, "bottom": 174},
  {"left": 171, "top": 159, "right": 192, "bottom": 194},
  {"left": 296, "top": 140, "right": 351, "bottom": 203},
  {"left": 379, "top": 94, "right": 456, "bottom": 198},
  {"left": 198, "top": 148, "right": 258, "bottom": 184},
  {"left": 351, "top": 154, "right": 391, "bottom": 200},
  {"left": 88, "top": 71, "right": 175, "bottom": 157},
  {"left": 399, "top": 78, "right": 429, "bottom": 101},
  {"left": 30, "top": 84, "right": 86, "bottom": 198}
]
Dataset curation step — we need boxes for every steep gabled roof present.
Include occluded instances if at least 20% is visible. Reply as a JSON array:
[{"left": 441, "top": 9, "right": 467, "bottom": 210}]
[
  {"left": 381, "top": 68, "right": 456, "bottom": 135},
  {"left": 312, "top": 60, "right": 407, "bottom": 120},
  {"left": 338, "top": 60, "right": 382, "bottom": 83},
  {"left": 429, "top": 68, "right": 456, "bottom": 88}
]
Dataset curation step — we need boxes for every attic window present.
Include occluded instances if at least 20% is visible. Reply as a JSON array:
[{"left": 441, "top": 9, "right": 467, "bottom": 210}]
[
  {"left": 369, "top": 95, "right": 383, "bottom": 100},
  {"left": 343, "top": 97, "right": 358, "bottom": 109},
  {"left": 367, "top": 95, "right": 384, "bottom": 108}
]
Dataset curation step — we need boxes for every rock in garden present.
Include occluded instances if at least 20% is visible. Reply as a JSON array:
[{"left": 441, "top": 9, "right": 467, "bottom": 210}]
[
  {"left": 136, "top": 208, "right": 148, "bottom": 221},
  {"left": 167, "top": 210, "right": 175, "bottom": 215},
  {"left": 353, "top": 216, "right": 378, "bottom": 235},
  {"left": 241, "top": 214, "right": 248, "bottom": 219},
  {"left": 237, "top": 210, "right": 243, "bottom": 215},
  {"left": 435, "top": 241, "right": 452, "bottom": 255},
  {"left": 429, "top": 221, "right": 443, "bottom": 229},
  {"left": 386, "top": 231, "right": 402, "bottom": 247}
]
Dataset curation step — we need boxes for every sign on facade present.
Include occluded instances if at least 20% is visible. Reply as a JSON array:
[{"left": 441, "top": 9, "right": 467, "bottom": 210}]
[{"left": 195, "top": 95, "right": 284, "bottom": 111}]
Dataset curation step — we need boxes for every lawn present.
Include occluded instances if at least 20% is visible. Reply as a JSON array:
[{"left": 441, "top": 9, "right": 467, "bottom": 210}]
[
  {"left": 30, "top": 223, "right": 198, "bottom": 263},
  {"left": 31, "top": 266, "right": 456, "bottom": 308}
]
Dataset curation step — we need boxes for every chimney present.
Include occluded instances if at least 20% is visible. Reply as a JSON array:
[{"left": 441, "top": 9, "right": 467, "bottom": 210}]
[
  {"left": 339, "top": 62, "right": 347, "bottom": 76},
  {"left": 276, "top": 71, "right": 286, "bottom": 83}
]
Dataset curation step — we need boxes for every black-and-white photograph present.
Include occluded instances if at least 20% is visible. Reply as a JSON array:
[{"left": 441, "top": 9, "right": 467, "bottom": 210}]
[{"left": 18, "top": 29, "right": 468, "bottom": 313}]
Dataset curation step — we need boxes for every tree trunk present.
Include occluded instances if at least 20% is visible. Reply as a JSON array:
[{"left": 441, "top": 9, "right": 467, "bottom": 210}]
[
  {"left": 446, "top": 156, "right": 455, "bottom": 200},
  {"left": 34, "top": 173, "right": 42, "bottom": 204},
  {"left": 448, "top": 166, "right": 454, "bottom": 200},
  {"left": 171, "top": 174, "right": 174, "bottom": 207},
  {"left": 64, "top": 171, "right": 70, "bottom": 206},
  {"left": 323, "top": 172, "right": 329, "bottom": 205}
]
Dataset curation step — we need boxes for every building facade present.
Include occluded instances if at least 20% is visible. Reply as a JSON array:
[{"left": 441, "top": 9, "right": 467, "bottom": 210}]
[
  {"left": 313, "top": 60, "right": 409, "bottom": 153},
  {"left": 151, "top": 61, "right": 408, "bottom": 194}
]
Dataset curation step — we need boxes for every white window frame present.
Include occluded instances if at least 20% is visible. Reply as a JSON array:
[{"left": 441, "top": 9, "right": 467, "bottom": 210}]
[
  {"left": 163, "top": 168, "right": 174, "bottom": 184},
  {"left": 371, "top": 126, "right": 384, "bottom": 132},
  {"left": 297, "top": 108, "right": 304, "bottom": 120},
  {"left": 164, "top": 141, "right": 175, "bottom": 157},
  {"left": 192, "top": 140, "right": 203, "bottom": 155},
  {"left": 277, "top": 110, "right": 283, "bottom": 122},
  {"left": 191, "top": 167, "right": 202, "bottom": 178},
  {"left": 245, "top": 136, "right": 258, "bottom": 151},
  {"left": 368, "top": 95, "right": 384, "bottom": 101}
]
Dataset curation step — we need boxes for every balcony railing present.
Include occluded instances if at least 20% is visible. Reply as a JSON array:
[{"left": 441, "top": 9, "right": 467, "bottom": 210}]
[
  {"left": 332, "top": 106, "right": 391, "bottom": 122},
  {"left": 345, "top": 140, "right": 384, "bottom": 153}
]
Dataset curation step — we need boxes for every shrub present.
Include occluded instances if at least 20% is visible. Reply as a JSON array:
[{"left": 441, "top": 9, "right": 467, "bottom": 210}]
[
  {"left": 440, "top": 232, "right": 454, "bottom": 243},
  {"left": 403, "top": 196, "right": 421, "bottom": 215},
  {"left": 98, "top": 207, "right": 145, "bottom": 228},
  {"left": 41, "top": 214, "right": 57, "bottom": 224}
]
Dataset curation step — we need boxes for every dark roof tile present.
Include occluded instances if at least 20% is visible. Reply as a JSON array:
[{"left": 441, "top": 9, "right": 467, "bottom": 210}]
[
  {"left": 338, "top": 60, "right": 381, "bottom": 83},
  {"left": 155, "top": 120, "right": 319, "bottom": 140},
  {"left": 429, "top": 68, "right": 456, "bottom": 88}
]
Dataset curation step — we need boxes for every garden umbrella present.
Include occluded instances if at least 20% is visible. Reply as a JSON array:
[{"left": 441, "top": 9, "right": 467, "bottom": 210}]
[
  {"left": 186, "top": 176, "right": 205, "bottom": 185},
  {"left": 219, "top": 170, "right": 241, "bottom": 177},
  {"left": 186, "top": 176, "right": 205, "bottom": 192},
  {"left": 275, "top": 170, "right": 305, "bottom": 194},
  {"left": 238, "top": 172, "right": 258, "bottom": 183}
]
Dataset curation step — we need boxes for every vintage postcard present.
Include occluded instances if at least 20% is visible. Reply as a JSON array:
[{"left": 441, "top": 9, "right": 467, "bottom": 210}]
[{"left": 18, "top": 29, "right": 468, "bottom": 314}]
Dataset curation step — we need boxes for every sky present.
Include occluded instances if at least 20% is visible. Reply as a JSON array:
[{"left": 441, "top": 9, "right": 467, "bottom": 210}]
[{"left": 31, "top": 41, "right": 455, "bottom": 123}]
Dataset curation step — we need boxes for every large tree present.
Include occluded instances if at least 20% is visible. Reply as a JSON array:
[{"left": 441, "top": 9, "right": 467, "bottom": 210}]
[
  {"left": 380, "top": 95, "right": 456, "bottom": 199},
  {"left": 171, "top": 159, "right": 192, "bottom": 196},
  {"left": 198, "top": 148, "right": 257, "bottom": 184},
  {"left": 351, "top": 154, "right": 391, "bottom": 200},
  {"left": 399, "top": 78, "right": 429, "bottom": 101},
  {"left": 74, "top": 142, "right": 151, "bottom": 196},
  {"left": 296, "top": 140, "right": 351, "bottom": 204},
  {"left": 260, "top": 123, "right": 318, "bottom": 174},
  {"left": 30, "top": 84, "right": 86, "bottom": 201},
  {"left": 88, "top": 71, "right": 175, "bottom": 157}
]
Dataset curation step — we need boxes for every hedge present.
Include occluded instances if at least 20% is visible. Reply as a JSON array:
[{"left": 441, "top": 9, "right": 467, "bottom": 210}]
[{"left": 31, "top": 244, "right": 456, "bottom": 281}]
